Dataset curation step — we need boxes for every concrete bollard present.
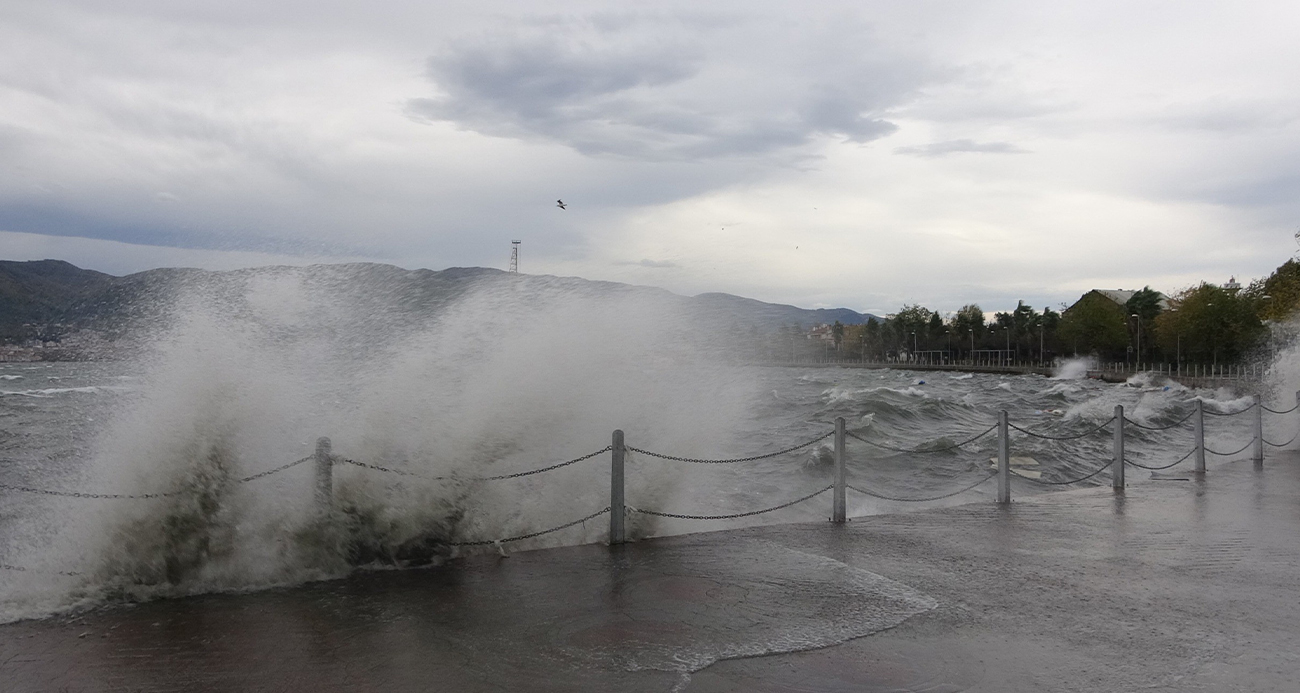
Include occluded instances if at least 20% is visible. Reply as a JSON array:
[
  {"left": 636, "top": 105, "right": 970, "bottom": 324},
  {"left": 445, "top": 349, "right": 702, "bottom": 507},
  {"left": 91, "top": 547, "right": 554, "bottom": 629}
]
[
  {"left": 1194, "top": 399, "right": 1206, "bottom": 474},
  {"left": 1113, "top": 405, "right": 1125, "bottom": 490},
  {"left": 997, "top": 410, "right": 1010, "bottom": 504},
  {"left": 1253, "top": 394, "right": 1264, "bottom": 467},
  {"left": 314, "top": 437, "right": 333, "bottom": 516},
  {"left": 610, "top": 430, "right": 625, "bottom": 545},
  {"left": 833, "top": 417, "right": 846, "bottom": 523}
]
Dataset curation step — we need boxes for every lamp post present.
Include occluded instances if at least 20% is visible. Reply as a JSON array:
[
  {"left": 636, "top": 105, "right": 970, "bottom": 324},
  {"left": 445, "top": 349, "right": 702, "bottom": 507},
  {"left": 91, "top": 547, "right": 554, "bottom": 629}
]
[
  {"left": 1130, "top": 313, "right": 1141, "bottom": 371},
  {"left": 912, "top": 331, "right": 917, "bottom": 363},
  {"left": 1004, "top": 326, "right": 1010, "bottom": 366},
  {"left": 1039, "top": 317, "right": 1045, "bottom": 366}
]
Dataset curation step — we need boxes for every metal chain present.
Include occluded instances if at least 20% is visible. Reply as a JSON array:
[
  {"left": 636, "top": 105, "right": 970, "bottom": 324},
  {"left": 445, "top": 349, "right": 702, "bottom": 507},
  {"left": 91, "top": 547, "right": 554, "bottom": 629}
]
[
  {"left": 0, "top": 455, "right": 316, "bottom": 499},
  {"left": 446, "top": 507, "right": 611, "bottom": 546},
  {"left": 627, "top": 432, "right": 833, "bottom": 464},
  {"left": 339, "top": 446, "right": 611, "bottom": 481},
  {"left": 1264, "top": 432, "right": 1300, "bottom": 448},
  {"left": 0, "top": 481, "right": 176, "bottom": 500},
  {"left": 237, "top": 456, "right": 313, "bottom": 483},
  {"left": 1125, "top": 447, "right": 1196, "bottom": 470},
  {"left": 844, "top": 424, "right": 998, "bottom": 454},
  {"left": 1124, "top": 409, "right": 1196, "bottom": 431},
  {"left": 1263, "top": 404, "right": 1300, "bottom": 415},
  {"left": 1, "top": 563, "right": 82, "bottom": 577},
  {"left": 1008, "top": 417, "right": 1114, "bottom": 441},
  {"left": 1204, "top": 402, "right": 1257, "bottom": 417},
  {"left": 628, "top": 484, "right": 834, "bottom": 520},
  {"left": 1206, "top": 438, "right": 1256, "bottom": 456},
  {"left": 846, "top": 474, "right": 996, "bottom": 502},
  {"left": 1011, "top": 460, "right": 1113, "bottom": 485}
]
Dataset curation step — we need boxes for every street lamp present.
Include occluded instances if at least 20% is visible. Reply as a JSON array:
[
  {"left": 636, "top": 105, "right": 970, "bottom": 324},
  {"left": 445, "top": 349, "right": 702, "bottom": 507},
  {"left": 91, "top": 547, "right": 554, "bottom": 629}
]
[
  {"left": 1038, "top": 317, "right": 1045, "bottom": 366},
  {"left": 1003, "top": 326, "right": 1010, "bottom": 366},
  {"left": 1130, "top": 313, "right": 1141, "bottom": 370},
  {"left": 911, "top": 331, "right": 917, "bottom": 363}
]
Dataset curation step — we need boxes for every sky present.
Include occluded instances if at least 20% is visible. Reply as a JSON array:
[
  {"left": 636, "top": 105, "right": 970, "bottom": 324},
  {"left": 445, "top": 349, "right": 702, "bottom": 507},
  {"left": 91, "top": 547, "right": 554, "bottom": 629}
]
[{"left": 2, "top": 1, "right": 1299, "bottom": 315}]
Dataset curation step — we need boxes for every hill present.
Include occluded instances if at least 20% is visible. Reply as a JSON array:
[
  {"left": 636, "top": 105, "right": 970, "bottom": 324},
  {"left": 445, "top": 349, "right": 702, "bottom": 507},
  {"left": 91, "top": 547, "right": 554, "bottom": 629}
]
[{"left": 0, "top": 260, "right": 878, "bottom": 348}]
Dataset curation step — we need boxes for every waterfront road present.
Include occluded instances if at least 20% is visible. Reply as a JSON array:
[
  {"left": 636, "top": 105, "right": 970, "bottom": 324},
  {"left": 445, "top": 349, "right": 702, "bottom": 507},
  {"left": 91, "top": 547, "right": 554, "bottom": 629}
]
[{"left": 3, "top": 454, "right": 1299, "bottom": 691}]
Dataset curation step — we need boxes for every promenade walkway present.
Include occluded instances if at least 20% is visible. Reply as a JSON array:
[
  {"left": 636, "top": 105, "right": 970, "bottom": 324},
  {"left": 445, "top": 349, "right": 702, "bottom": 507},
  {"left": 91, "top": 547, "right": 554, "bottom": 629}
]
[{"left": 3, "top": 453, "right": 1298, "bottom": 692}]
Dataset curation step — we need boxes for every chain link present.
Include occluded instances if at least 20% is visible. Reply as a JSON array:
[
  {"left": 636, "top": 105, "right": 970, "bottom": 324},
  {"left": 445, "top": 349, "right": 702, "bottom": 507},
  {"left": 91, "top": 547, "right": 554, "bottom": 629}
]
[
  {"left": 0, "top": 481, "right": 176, "bottom": 500},
  {"left": 1204, "top": 402, "right": 1257, "bottom": 417},
  {"left": 237, "top": 456, "right": 313, "bottom": 483},
  {"left": 844, "top": 424, "right": 997, "bottom": 454},
  {"left": 1011, "top": 460, "right": 1113, "bottom": 485},
  {"left": 0, "top": 455, "right": 316, "bottom": 499},
  {"left": 1124, "top": 410, "right": 1196, "bottom": 431},
  {"left": 1264, "top": 432, "right": 1300, "bottom": 448},
  {"left": 1008, "top": 417, "right": 1114, "bottom": 441},
  {"left": 1125, "top": 447, "right": 1196, "bottom": 470},
  {"left": 1262, "top": 403, "right": 1300, "bottom": 415},
  {"left": 1206, "top": 438, "right": 1256, "bottom": 456},
  {"left": 339, "top": 446, "right": 611, "bottom": 481},
  {"left": 446, "top": 507, "right": 611, "bottom": 546},
  {"left": 0, "top": 563, "right": 82, "bottom": 577},
  {"left": 846, "top": 474, "right": 996, "bottom": 502},
  {"left": 627, "top": 432, "right": 832, "bottom": 464},
  {"left": 628, "top": 484, "right": 833, "bottom": 520}
]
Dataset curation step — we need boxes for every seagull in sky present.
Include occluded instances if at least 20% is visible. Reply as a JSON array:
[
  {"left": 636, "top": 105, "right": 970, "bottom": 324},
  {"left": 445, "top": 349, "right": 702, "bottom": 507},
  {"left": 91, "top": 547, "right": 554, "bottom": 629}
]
[{"left": 556, "top": 199, "right": 566, "bottom": 210}]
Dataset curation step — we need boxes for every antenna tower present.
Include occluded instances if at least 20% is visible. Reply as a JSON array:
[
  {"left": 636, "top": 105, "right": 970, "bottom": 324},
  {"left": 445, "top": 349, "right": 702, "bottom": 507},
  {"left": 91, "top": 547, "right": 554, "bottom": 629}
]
[{"left": 509, "top": 240, "right": 521, "bottom": 273}]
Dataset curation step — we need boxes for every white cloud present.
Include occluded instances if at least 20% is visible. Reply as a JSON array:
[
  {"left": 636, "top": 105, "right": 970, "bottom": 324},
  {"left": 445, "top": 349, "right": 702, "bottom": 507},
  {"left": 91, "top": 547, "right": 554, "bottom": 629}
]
[{"left": 1, "top": 0, "right": 1299, "bottom": 313}]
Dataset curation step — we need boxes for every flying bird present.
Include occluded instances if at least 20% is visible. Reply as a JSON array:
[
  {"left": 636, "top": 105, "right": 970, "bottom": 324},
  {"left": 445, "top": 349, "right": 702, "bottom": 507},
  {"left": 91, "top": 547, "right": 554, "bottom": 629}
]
[{"left": 556, "top": 199, "right": 566, "bottom": 210}]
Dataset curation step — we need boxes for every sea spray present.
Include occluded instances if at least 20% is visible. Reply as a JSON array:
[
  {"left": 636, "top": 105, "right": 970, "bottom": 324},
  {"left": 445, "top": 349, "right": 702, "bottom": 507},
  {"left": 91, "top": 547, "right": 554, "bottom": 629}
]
[{"left": 10, "top": 265, "right": 760, "bottom": 615}]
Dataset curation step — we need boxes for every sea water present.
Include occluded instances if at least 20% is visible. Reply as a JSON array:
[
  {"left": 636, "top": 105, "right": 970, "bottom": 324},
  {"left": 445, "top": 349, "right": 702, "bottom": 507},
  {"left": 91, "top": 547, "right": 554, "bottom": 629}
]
[{"left": 0, "top": 272, "right": 1286, "bottom": 624}]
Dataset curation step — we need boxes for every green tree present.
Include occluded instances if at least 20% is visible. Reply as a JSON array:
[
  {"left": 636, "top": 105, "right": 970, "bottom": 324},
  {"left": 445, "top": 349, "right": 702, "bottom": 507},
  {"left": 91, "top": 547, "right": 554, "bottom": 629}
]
[
  {"left": 1248, "top": 259, "right": 1300, "bottom": 321},
  {"left": 890, "top": 304, "right": 933, "bottom": 354},
  {"left": 1125, "top": 286, "right": 1164, "bottom": 362},
  {"left": 951, "top": 304, "right": 985, "bottom": 356},
  {"left": 1153, "top": 283, "right": 1264, "bottom": 364},
  {"left": 1058, "top": 292, "right": 1129, "bottom": 357}
]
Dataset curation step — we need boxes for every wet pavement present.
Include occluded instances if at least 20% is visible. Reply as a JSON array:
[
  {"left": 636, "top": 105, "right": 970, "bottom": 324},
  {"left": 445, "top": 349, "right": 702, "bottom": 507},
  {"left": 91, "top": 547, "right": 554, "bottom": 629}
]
[{"left": 4, "top": 453, "right": 1300, "bottom": 691}]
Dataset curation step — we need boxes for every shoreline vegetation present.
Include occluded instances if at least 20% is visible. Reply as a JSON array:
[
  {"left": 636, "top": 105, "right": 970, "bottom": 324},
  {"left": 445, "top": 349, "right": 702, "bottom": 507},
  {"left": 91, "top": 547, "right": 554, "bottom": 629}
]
[{"left": 788, "top": 255, "right": 1300, "bottom": 372}]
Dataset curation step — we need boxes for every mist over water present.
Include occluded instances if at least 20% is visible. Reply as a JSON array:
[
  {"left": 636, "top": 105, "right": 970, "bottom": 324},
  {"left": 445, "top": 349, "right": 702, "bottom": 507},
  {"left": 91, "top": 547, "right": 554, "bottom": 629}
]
[{"left": 2, "top": 270, "right": 1298, "bottom": 625}]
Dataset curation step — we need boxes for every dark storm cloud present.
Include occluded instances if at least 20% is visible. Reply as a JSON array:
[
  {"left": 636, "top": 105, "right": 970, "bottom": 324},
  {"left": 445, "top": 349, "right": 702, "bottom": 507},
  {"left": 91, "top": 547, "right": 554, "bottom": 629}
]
[
  {"left": 409, "top": 16, "right": 939, "bottom": 160},
  {"left": 0, "top": 201, "right": 349, "bottom": 255},
  {"left": 893, "top": 139, "right": 1028, "bottom": 157}
]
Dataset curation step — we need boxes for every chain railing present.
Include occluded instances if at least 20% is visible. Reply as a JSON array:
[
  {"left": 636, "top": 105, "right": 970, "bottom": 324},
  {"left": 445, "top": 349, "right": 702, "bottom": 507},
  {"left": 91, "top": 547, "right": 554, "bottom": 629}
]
[
  {"left": 847, "top": 474, "right": 995, "bottom": 502},
  {"left": 1125, "top": 448, "right": 1197, "bottom": 471},
  {"left": 1011, "top": 461, "right": 1113, "bottom": 485},
  {"left": 3, "top": 388, "right": 1297, "bottom": 575},
  {"left": 1206, "top": 438, "right": 1257, "bottom": 457},
  {"left": 845, "top": 425, "right": 996, "bottom": 454},
  {"left": 1009, "top": 418, "right": 1114, "bottom": 441},
  {"left": 628, "top": 485, "right": 833, "bottom": 520},
  {"left": 626, "top": 431, "right": 832, "bottom": 464},
  {"left": 339, "top": 446, "right": 611, "bottom": 481},
  {"left": 0, "top": 455, "right": 315, "bottom": 500}
]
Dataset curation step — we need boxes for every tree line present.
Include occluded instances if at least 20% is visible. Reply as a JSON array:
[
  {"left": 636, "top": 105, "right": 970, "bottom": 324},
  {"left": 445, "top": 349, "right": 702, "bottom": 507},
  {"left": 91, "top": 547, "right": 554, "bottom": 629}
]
[{"left": 792, "top": 256, "right": 1300, "bottom": 365}]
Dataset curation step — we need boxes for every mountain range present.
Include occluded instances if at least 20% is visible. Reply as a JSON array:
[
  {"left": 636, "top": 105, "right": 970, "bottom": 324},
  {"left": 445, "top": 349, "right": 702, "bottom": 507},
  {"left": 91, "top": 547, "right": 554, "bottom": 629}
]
[{"left": 0, "top": 259, "right": 878, "bottom": 347}]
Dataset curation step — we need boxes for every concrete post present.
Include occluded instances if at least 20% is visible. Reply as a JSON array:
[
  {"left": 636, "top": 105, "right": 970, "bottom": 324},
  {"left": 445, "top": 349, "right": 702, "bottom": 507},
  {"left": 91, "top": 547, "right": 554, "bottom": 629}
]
[
  {"left": 833, "top": 417, "right": 847, "bottom": 523},
  {"left": 1113, "top": 405, "right": 1125, "bottom": 490},
  {"left": 997, "top": 410, "right": 1011, "bottom": 504},
  {"left": 1194, "top": 399, "right": 1206, "bottom": 474},
  {"left": 1253, "top": 394, "right": 1264, "bottom": 467},
  {"left": 314, "top": 437, "right": 333, "bottom": 517},
  {"left": 610, "top": 430, "right": 625, "bottom": 545}
]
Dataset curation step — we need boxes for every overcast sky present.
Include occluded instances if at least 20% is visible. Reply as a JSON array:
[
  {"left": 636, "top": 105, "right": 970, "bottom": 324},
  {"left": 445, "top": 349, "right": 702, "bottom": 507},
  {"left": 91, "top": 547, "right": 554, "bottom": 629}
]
[{"left": 3, "top": 1, "right": 1299, "bottom": 315}]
